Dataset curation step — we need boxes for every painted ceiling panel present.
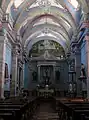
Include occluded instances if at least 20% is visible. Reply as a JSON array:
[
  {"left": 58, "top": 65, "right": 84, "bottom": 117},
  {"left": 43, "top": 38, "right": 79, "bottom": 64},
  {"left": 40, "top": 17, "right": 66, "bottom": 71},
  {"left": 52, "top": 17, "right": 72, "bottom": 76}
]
[
  {"left": 26, "top": 36, "right": 67, "bottom": 53},
  {"left": 3, "top": 0, "right": 88, "bottom": 51}
]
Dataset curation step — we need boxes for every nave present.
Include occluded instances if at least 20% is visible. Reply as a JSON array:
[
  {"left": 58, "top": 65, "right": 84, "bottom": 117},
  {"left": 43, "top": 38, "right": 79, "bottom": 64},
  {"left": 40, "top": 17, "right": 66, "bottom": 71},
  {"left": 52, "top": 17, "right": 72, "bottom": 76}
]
[
  {"left": 32, "top": 99, "right": 59, "bottom": 120},
  {"left": 0, "top": 0, "right": 89, "bottom": 120},
  {"left": 0, "top": 94, "right": 89, "bottom": 120}
]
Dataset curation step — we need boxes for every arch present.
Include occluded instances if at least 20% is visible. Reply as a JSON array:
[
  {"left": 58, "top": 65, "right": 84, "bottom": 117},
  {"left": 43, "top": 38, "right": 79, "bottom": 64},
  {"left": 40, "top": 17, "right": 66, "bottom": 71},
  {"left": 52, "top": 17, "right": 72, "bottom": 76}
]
[
  {"left": 19, "top": 14, "right": 72, "bottom": 40},
  {"left": 22, "top": 24, "right": 70, "bottom": 44},
  {"left": 15, "top": 6, "right": 76, "bottom": 31},
  {"left": 4, "top": 0, "right": 89, "bottom": 22},
  {"left": 24, "top": 30, "right": 69, "bottom": 50}
]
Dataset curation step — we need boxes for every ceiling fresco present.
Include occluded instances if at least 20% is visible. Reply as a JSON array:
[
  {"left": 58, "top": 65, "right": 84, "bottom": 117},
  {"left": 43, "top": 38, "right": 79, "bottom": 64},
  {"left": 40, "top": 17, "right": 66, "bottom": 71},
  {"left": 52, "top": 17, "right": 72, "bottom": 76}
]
[
  {"left": 29, "top": 40, "right": 65, "bottom": 57},
  {"left": 1, "top": 0, "right": 89, "bottom": 53}
]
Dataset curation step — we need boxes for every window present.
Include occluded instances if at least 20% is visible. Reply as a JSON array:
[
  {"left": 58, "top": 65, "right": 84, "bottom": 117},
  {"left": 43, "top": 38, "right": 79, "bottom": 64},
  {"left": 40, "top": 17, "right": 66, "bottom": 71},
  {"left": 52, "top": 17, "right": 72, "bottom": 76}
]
[
  {"left": 68, "top": 0, "right": 80, "bottom": 9},
  {"left": 14, "top": 0, "right": 24, "bottom": 8}
]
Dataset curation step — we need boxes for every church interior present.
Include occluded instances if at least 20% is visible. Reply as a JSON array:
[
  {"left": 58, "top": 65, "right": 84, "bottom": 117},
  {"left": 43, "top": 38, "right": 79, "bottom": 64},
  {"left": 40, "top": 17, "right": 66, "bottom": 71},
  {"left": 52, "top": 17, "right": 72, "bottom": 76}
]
[{"left": 0, "top": 0, "right": 89, "bottom": 120}]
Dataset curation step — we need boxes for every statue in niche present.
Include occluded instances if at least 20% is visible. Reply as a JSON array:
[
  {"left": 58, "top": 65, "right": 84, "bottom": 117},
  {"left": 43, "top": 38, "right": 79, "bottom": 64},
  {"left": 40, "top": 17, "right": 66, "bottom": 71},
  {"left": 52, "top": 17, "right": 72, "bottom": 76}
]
[
  {"left": 4, "top": 63, "right": 10, "bottom": 98},
  {"left": 4, "top": 63, "right": 9, "bottom": 79},
  {"left": 80, "top": 63, "right": 86, "bottom": 78},
  {"left": 80, "top": 63, "right": 87, "bottom": 98},
  {"left": 44, "top": 40, "right": 50, "bottom": 49},
  {"left": 55, "top": 70, "right": 60, "bottom": 82},
  {"left": 44, "top": 68, "right": 50, "bottom": 85},
  {"left": 32, "top": 71, "right": 37, "bottom": 81}
]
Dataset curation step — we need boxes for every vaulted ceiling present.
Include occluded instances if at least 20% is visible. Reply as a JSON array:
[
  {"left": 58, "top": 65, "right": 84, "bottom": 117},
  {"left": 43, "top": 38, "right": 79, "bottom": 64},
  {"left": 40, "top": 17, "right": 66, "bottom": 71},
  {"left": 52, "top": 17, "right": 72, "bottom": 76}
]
[{"left": 1, "top": 0, "right": 89, "bottom": 53}]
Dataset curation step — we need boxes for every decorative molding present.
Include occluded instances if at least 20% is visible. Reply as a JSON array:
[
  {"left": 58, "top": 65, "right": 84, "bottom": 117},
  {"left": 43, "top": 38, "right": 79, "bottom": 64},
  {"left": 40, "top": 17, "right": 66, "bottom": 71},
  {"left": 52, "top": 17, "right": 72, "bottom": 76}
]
[
  {"left": 12, "top": 46, "right": 20, "bottom": 56},
  {"left": 85, "top": 34, "right": 89, "bottom": 41},
  {"left": 6, "top": 30, "right": 15, "bottom": 44},
  {"left": 81, "top": 21, "right": 89, "bottom": 29},
  {"left": 0, "top": 8, "right": 4, "bottom": 21}
]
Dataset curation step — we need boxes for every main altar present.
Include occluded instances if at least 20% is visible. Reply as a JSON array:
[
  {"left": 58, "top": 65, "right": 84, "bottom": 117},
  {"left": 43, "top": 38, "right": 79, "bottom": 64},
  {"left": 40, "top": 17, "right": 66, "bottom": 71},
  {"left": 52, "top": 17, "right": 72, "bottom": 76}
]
[{"left": 37, "top": 85, "right": 54, "bottom": 98}]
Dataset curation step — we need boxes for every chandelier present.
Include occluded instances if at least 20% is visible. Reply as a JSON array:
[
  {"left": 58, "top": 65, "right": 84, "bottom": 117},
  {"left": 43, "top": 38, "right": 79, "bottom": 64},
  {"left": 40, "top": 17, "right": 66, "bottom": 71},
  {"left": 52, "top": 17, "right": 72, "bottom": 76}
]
[{"left": 38, "top": 0, "right": 51, "bottom": 13}]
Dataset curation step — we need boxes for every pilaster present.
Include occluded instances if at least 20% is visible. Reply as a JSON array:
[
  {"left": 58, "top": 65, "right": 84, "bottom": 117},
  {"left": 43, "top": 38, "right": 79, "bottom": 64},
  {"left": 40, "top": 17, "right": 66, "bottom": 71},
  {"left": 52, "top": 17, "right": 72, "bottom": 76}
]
[
  {"left": 53, "top": 65, "right": 56, "bottom": 84},
  {"left": 74, "top": 46, "right": 81, "bottom": 96},
  {"left": 0, "top": 34, "right": 6, "bottom": 98},
  {"left": 85, "top": 30, "right": 89, "bottom": 98},
  {"left": 37, "top": 65, "right": 40, "bottom": 83},
  {"left": 10, "top": 46, "right": 19, "bottom": 96}
]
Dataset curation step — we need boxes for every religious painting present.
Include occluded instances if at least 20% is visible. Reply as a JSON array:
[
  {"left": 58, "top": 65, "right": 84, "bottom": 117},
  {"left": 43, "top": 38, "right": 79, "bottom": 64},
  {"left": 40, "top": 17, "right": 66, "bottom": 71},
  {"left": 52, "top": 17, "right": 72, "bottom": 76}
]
[{"left": 29, "top": 40, "right": 65, "bottom": 58}]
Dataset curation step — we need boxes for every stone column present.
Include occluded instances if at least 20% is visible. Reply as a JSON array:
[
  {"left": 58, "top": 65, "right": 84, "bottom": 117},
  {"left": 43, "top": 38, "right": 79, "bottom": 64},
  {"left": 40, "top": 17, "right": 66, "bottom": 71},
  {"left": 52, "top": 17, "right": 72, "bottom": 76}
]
[
  {"left": 53, "top": 65, "right": 55, "bottom": 84},
  {"left": 21, "top": 63, "right": 24, "bottom": 89},
  {"left": 74, "top": 46, "right": 81, "bottom": 96},
  {"left": 0, "top": 35, "right": 6, "bottom": 98},
  {"left": 80, "top": 20, "right": 89, "bottom": 98},
  {"left": 85, "top": 31, "right": 89, "bottom": 98},
  {"left": 10, "top": 46, "right": 19, "bottom": 96},
  {"left": 38, "top": 65, "right": 40, "bottom": 83},
  {"left": 18, "top": 61, "right": 24, "bottom": 90}
]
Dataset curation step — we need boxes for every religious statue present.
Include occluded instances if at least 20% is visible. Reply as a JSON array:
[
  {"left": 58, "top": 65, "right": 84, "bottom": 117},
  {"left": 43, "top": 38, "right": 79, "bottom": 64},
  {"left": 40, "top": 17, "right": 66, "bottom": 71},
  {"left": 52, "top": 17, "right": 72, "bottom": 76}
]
[
  {"left": 80, "top": 63, "right": 87, "bottom": 98},
  {"left": 56, "top": 70, "right": 60, "bottom": 81},
  {"left": 4, "top": 63, "right": 10, "bottom": 98},
  {"left": 44, "top": 68, "right": 50, "bottom": 85},
  {"left": 4, "top": 63, "right": 9, "bottom": 79},
  {"left": 80, "top": 63, "right": 86, "bottom": 78},
  {"left": 32, "top": 71, "right": 37, "bottom": 81},
  {"left": 68, "top": 83, "right": 73, "bottom": 93}
]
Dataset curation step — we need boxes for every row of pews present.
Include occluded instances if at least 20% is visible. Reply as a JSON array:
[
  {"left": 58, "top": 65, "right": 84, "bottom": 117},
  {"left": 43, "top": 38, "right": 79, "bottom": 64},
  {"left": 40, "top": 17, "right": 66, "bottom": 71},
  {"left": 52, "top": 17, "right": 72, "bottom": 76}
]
[
  {"left": 0, "top": 96, "right": 38, "bottom": 120},
  {"left": 55, "top": 97, "right": 89, "bottom": 120}
]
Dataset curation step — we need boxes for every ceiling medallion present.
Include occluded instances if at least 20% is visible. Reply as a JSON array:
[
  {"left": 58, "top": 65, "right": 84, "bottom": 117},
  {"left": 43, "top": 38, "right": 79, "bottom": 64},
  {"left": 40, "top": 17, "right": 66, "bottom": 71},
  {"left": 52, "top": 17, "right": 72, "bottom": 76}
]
[{"left": 38, "top": 0, "right": 51, "bottom": 13}]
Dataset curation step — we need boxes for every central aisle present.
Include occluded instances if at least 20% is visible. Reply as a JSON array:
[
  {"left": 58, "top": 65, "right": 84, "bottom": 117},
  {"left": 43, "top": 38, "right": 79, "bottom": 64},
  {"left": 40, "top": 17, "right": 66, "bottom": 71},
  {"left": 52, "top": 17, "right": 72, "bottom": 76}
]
[{"left": 32, "top": 99, "right": 59, "bottom": 120}]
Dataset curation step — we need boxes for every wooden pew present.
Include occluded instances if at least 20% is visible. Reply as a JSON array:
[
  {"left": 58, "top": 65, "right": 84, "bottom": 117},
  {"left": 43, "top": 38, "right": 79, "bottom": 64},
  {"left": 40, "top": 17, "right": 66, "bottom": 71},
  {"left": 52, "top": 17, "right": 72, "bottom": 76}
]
[
  {"left": 64, "top": 103, "right": 89, "bottom": 120},
  {"left": 0, "top": 97, "right": 38, "bottom": 120},
  {"left": 55, "top": 98, "right": 89, "bottom": 120},
  {"left": 0, "top": 99, "right": 27, "bottom": 119}
]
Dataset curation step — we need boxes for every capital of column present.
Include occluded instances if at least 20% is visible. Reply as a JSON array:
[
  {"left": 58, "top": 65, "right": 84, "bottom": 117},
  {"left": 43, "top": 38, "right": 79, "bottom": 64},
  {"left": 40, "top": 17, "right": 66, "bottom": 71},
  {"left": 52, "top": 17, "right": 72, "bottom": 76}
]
[
  {"left": 22, "top": 47, "right": 27, "bottom": 56},
  {"left": 12, "top": 46, "right": 20, "bottom": 56},
  {"left": 84, "top": 29, "right": 89, "bottom": 41},
  {"left": 2, "top": 13, "right": 9, "bottom": 23},
  {"left": 81, "top": 20, "right": 89, "bottom": 29},
  {"left": 71, "top": 45, "right": 80, "bottom": 55},
  {"left": 15, "top": 35, "right": 22, "bottom": 44},
  {"left": 84, "top": 13, "right": 89, "bottom": 21},
  {"left": 71, "top": 35, "right": 77, "bottom": 42},
  {"left": 74, "top": 46, "right": 81, "bottom": 55},
  {"left": 37, "top": 65, "right": 40, "bottom": 67}
]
